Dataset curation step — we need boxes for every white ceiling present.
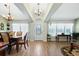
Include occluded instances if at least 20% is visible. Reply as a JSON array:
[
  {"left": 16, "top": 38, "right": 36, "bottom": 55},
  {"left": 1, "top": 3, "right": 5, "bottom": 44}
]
[
  {"left": 51, "top": 3, "right": 79, "bottom": 21},
  {"left": 23, "top": 3, "right": 52, "bottom": 21},
  {"left": 26, "top": 3, "right": 51, "bottom": 17},
  {"left": 0, "top": 3, "right": 52, "bottom": 22},
  {"left": 1, "top": 3, "right": 79, "bottom": 23},
  {"left": 0, "top": 3, "right": 31, "bottom": 21}
]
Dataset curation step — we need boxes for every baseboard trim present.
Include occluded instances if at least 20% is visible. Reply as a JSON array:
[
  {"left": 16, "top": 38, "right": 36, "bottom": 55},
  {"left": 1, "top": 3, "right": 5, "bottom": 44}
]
[
  {"left": 43, "top": 40, "right": 47, "bottom": 42},
  {"left": 29, "top": 39, "right": 47, "bottom": 42},
  {"left": 29, "top": 39, "right": 35, "bottom": 42}
]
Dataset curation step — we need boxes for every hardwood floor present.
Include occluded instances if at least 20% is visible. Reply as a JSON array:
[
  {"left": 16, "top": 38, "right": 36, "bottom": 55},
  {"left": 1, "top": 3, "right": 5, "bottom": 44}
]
[{"left": 6, "top": 41, "right": 70, "bottom": 56}]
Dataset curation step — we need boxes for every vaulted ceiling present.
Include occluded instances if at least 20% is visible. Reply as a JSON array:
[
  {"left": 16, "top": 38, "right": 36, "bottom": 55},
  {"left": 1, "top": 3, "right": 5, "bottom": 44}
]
[
  {"left": 0, "top": 3, "right": 79, "bottom": 23},
  {"left": 0, "top": 3, "right": 53, "bottom": 22},
  {"left": 48, "top": 3, "right": 79, "bottom": 23},
  {"left": 0, "top": 3, "right": 32, "bottom": 22},
  {"left": 23, "top": 3, "right": 53, "bottom": 21}
]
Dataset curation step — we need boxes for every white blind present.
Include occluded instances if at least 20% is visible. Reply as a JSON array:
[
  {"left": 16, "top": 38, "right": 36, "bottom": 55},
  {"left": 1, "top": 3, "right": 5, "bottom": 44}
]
[
  {"left": 48, "top": 23, "right": 73, "bottom": 36},
  {"left": 12, "top": 23, "right": 29, "bottom": 37}
]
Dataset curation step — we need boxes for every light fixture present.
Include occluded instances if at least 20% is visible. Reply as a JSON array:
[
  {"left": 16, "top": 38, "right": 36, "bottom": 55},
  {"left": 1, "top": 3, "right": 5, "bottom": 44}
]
[
  {"left": 4, "top": 4, "right": 13, "bottom": 21},
  {"left": 34, "top": 3, "right": 42, "bottom": 16}
]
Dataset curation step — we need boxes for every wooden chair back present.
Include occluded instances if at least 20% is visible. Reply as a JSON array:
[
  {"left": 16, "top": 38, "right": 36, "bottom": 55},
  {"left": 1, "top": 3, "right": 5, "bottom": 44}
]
[
  {"left": 16, "top": 32, "right": 22, "bottom": 36},
  {"left": 0, "top": 33, "right": 3, "bottom": 42},
  {"left": 24, "top": 33, "right": 27, "bottom": 43},
  {"left": 9, "top": 32, "right": 15, "bottom": 36},
  {"left": 1, "top": 32, "right": 9, "bottom": 43}
]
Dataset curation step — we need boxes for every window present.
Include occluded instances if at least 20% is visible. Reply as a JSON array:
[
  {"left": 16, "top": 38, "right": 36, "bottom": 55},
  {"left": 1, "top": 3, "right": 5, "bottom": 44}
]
[
  {"left": 12, "top": 23, "right": 29, "bottom": 36},
  {"left": 48, "top": 23, "right": 56, "bottom": 36},
  {"left": 56, "top": 23, "right": 64, "bottom": 35},
  {"left": 64, "top": 24, "right": 73, "bottom": 35},
  {"left": 48, "top": 23, "right": 73, "bottom": 36},
  {"left": 12, "top": 23, "right": 20, "bottom": 32}
]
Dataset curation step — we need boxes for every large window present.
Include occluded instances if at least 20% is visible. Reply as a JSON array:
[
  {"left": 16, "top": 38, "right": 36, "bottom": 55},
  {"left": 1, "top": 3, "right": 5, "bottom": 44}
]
[
  {"left": 48, "top": 23, "right": 56, "bottom": 36},
  {"left": 48, "top": 23, "right": 73, "bottom": 36},
  {"left": 12, "top": 23, "right": 29, "bottom": 36}
]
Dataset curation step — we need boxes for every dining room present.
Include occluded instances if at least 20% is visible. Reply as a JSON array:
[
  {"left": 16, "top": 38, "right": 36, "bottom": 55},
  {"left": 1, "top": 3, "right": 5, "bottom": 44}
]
[
  {"left": 0, "top": 3, "right": 30, "bottom": 56},
  {"left": 1, "top": 3, "right": 79, "bottom": 56}
]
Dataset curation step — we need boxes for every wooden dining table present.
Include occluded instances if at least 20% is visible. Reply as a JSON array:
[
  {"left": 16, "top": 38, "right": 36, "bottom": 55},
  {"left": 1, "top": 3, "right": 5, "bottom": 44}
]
[
  {"left": 56, "top": 34, "right": 71, "bottom": 42},
  {"left": 10, "top": 36, "right": 22, "bottom": 52}
]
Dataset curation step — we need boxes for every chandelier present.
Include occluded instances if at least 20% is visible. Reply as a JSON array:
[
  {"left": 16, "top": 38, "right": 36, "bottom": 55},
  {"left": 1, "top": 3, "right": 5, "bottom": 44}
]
[
  {"left": 34, "top": 3, "right": 42, "bottom": 16},
  {"left": 4, "top": 4, "right": 13, "bottom": 21}
]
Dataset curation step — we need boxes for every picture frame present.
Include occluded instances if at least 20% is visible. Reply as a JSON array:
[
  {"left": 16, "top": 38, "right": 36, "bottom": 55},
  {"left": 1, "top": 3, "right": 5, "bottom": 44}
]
[{"left": 0, "top": 23, "right": 4, "bottom": 30}]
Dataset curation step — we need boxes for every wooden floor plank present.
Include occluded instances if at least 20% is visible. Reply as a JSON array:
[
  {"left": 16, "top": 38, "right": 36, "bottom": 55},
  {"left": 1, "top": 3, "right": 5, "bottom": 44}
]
[{"left": 6, "top": 41, "right": 70, "bottom": 56}]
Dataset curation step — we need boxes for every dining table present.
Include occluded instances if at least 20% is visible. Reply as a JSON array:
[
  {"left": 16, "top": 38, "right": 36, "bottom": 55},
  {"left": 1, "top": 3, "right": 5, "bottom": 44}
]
[
  {"left": 10, "top": 36, "right": 22, "bottom": 52},
  {"left": 56, "top": 34, "right": 71, "bottom": 42}
]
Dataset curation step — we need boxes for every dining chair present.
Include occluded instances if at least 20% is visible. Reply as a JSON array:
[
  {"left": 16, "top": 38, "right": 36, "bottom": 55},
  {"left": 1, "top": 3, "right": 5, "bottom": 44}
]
[
  {"left": 16, "top": 32, "right": 22, "bottom": 36},
  {"left": 0, "top": 32, "right": 9, "bottom": 56},
  {"left": 16, "top": 32, "right": 22, "bottom": 41},
  {"left": 0, "top": 33, "right": 3, "bottom": 42},
  {"left": 8, "top": 32, "right": 18, "bottom": 53},
  {"left": 0, "top": 32, "right": 10, "bottom": 54},
  {"left": 1, "top": 32, "right": 9, "bottom": 43},
  {"left": 9, "top": 32, "right": 15, "bottom": 36},
  {"left": 1, "top": 32, "right": 16, "bottom": 54},
  {"left": 18, "top": 33, "right": 28, "bottom": 49}
]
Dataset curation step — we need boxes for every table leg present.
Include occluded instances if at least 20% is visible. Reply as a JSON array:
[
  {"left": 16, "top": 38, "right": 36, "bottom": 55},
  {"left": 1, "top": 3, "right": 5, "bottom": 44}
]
[
  {"left": 69, "top": 36, "right": 71, "bottom": 42},
  {"left": 56, "top": 36, "right": 57, "bottom": 42},
  {"left": 58, "top": 37, "right": 59, "bottom": 42},
  {"left": 8, "top": 44, "right": 12, "bottom": 54},
  {"left": 16, "top": 39, "right": 19, "bottom": 52},
  {"left": 57, "top": 36, "right": 59, "bottom": 42},
  {"left": 67, "top": 36, "right": 68, "bottom": 42},
  {"left": 56, "top": 36, "right": 59, "bottom": 42}
]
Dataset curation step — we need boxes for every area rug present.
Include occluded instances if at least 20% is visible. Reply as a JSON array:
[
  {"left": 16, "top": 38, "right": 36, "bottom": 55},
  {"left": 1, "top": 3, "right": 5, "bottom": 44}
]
[{"left": 61, "top": 46, "right": 79, "bottom": 56}]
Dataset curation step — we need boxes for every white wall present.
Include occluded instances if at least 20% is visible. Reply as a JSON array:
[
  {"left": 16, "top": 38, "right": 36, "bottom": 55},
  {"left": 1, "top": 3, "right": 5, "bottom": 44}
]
[
  {"left": 29, "top": 22, "right": 35, "bottom": 40},
  {"left": 0, "top": 16, "right": 7, "bottom": 32},
  {"left": 74, "top": 18, "right": 79, "bottom": 33}
]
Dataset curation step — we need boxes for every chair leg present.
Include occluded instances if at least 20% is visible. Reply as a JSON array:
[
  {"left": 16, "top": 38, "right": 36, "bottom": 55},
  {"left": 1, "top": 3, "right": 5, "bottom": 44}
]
[
  {"left": 24, "top": 43, "right": 26, "bottom": 49},
  {"left": 8, "top": 45, "right": 12, "bottom": 54},
  {"left": 26, "top": 40, "right": 29, "bottom": 46}
]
